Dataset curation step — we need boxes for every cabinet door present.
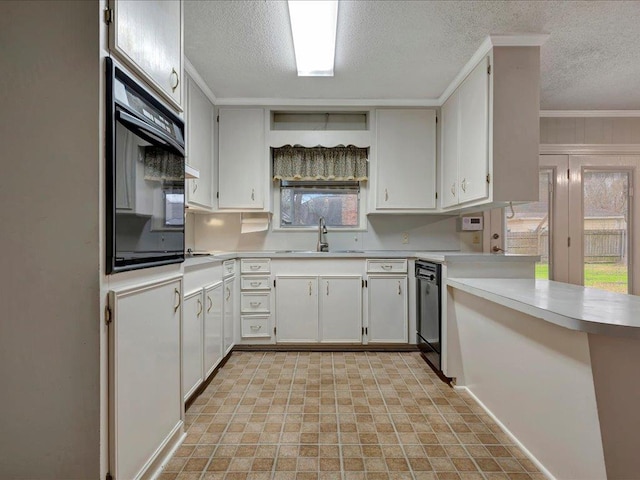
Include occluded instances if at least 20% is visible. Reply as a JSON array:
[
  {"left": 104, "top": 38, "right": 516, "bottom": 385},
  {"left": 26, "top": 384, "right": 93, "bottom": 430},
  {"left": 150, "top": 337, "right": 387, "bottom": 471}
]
[
  {"left": 204, "top": 282, "right": 223, "bottom": 377},
  {"left": 441, "top": 91, "right": 460, "bottom": 208},
  {"left": 375, "top": 109, "right": 436, "bottom": 210},
  {"left": 186, "top": 75, "right": 215, "bottom": 209},
  {"left": 223, "top": 277, "right": 236, "bottom": 355},
  {"left": 182, "top": 291, "right": 204, "bottom": 400},
  {"left": 367, "top": 275, "right": 408, "bottom": 343},
  {"left": 218, "top": 108, "right": 265, "bottom": 209},
  {"left": 109, "top": 277, "right": 182, "bottom": 480},
  {"left": 275, "top": 276, "right": 318, "bottom": 342},
  {"left": 458, "top": 56, "right": 490, "bottom": 204},
  {"left": 111, "top": 0, "right": 183, "bottom": 109},
  {"left": 319, "top": 276, "right": 362, "bottom": 343}
]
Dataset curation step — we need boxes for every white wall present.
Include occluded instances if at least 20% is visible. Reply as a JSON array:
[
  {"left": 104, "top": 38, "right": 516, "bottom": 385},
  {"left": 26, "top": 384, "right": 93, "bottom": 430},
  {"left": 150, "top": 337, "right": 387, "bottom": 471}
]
[
  {"left": 190, "top": 212, "right": 483, "bottom": 253},
  {"left": 0, "top": 2, "right": 101, "bottom": 478}
]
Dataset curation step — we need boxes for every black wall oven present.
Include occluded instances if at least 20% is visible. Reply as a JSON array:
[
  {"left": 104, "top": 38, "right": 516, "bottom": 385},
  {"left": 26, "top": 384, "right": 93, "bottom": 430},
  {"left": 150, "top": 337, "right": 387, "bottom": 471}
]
[{"left": 106, "top": 58, "right": 185, "bottom": 274}]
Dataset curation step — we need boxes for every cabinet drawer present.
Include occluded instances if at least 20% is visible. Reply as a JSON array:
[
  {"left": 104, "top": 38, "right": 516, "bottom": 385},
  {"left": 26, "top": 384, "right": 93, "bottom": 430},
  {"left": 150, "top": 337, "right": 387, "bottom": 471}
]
[
  {"left": 366, "top": 259, "right": 407, "bottom": 273},
  {"left": 241, "top": 276, "right": 271, "bottom": 290},
  {"left": 240, "top": 292, "right": 270, "bottom": 313},
  {"left": 223, "top": 259, "right": 236, "bottom": 277},
  {"left": 241, "top": 315, "right": 271, "bottom": 338},
  {"left": 241, "top": 258, "right": 271, "bottom": 274}
]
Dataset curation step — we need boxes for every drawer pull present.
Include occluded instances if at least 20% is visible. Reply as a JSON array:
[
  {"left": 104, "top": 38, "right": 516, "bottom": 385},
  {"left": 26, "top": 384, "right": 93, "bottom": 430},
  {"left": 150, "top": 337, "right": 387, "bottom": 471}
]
[
  {"left": 250, "top": 325, "right": 262, "bottom": 331},
  {"left": 249, "top": 265, "right": 260, "bottom": 270},
  {"left": 249, "top": 301, "right": 262, "bottom": 308},
  {"left": 381, "top": 264, "right": 392, "bottom": 270},
  {"left": 250, "top": 281, "right": 261, "bottom": 287}
]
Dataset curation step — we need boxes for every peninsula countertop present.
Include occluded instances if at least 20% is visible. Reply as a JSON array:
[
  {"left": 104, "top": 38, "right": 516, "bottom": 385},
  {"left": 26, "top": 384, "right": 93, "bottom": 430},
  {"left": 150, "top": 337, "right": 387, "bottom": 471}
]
[{"left": 447, "top": 277, "right": 640, "bottom": 339}]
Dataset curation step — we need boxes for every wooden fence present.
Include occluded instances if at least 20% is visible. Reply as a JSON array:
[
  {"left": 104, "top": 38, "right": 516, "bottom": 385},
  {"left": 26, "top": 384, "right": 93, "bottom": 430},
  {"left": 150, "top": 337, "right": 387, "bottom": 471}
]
[{"left": 506, "top": 229, "right": 627, "bottom": 263}]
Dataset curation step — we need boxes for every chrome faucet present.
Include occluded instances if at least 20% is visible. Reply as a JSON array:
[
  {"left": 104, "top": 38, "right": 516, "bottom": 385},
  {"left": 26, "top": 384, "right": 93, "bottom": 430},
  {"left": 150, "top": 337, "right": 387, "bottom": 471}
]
[{"left": 317, "top": 216, "right": 329, "bottom": 252}]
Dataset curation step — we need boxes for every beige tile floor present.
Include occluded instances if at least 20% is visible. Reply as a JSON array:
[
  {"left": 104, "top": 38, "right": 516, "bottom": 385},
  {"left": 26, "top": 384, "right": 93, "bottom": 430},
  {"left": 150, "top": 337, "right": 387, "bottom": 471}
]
[{"left": 159, "top": 352, "right": 544, "bottom": 480}]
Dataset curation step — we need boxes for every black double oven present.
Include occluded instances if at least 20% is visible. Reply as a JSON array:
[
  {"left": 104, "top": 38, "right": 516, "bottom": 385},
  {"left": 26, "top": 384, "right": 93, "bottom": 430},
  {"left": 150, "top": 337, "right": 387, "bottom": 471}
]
[{"left": 105, "top": 58, "right": 185, "bottom": 274}]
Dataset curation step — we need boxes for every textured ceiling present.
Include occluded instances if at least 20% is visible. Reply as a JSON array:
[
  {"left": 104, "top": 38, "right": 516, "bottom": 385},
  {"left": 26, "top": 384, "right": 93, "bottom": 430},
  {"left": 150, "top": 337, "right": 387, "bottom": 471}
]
[{"left": 184, "top": 0, "right": 640, "bottom": 109}]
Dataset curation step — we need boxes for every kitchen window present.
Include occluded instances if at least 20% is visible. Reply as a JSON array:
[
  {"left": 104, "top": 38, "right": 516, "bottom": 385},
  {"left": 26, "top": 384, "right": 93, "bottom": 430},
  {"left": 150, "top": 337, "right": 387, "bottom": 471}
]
[
  {"left": 279, "top": 181, "right": 360, "bottom": 228},
  {"left": 272, "top": 144, "right": 368, "bottom": 230}
]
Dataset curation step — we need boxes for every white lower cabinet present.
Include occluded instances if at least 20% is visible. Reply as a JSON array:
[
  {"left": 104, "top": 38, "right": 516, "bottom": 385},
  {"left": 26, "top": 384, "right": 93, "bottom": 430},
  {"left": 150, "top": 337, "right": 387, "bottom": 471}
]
[
  {"left": 275, "top": 275, "right": 362, "bottom": 343},
  {"left": 319, "top": 276, "right": 362, "bottom": 342},
  {"left": 108, "top": 276, "right": 182, "bottom": 480},
  {"left": 367, "top": 274, "right": 409, "bottom": 343},
  {"left": 182, "top": 290, "right": 204, "bottom": 401},
  {"left": 275, "top": 276, "right": 319, "bottom": 342},
  {"left": 223, "top": 276, "right": 236, "bottom": 355},
  {"left": 203, "top": 282, "right": 223, "bottom": 377}
]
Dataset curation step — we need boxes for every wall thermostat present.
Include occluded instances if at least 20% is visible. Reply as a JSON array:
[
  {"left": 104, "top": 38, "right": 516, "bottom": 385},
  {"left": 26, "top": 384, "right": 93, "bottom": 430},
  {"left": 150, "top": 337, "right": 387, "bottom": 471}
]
[{"left": 458, "top": 216, "right": 484, "bottom": 231}]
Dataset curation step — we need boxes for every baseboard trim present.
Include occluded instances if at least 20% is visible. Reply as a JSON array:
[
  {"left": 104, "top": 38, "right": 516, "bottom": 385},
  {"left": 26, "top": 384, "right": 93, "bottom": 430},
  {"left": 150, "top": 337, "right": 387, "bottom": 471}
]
[
  {"left": 454, "top": 386, "right": 556, "bottom": 480},
  {"left": 232, "top": 344, "right": 420, "bottom": 352}
]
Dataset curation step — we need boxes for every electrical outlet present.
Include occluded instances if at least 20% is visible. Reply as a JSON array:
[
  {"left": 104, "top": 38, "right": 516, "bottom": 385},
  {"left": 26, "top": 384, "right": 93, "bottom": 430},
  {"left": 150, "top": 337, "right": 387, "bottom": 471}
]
[
  {"left": 401, "top": 232, "right": 409, "bottom": 244},
  {"left": 472, "top": 232, "right": 481, "bottom": 245}
]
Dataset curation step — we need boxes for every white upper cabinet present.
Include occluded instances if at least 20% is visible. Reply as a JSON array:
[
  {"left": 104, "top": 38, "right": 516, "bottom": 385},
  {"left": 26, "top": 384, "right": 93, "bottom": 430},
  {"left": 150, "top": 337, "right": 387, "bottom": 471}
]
[
  {"left": 440, "top": 92, "right": 460, "bottom": 208},
  {"left": 185, "top": 73, "right": 215, "bottom": 210},
  {"left": 218, "top": 108, "right": 267, "bottom": 210},
  {"left": 373, "top": 109, "right": 436, "bottom": 212},
  {"left": 110, "top": 0, "right": 183, "bottom": 110},
  {"left": 458, "top": 56, "right": 490, "bottom": 204},
  {"left": 440, "top": 47, "right": 540, "bottom": 211}
]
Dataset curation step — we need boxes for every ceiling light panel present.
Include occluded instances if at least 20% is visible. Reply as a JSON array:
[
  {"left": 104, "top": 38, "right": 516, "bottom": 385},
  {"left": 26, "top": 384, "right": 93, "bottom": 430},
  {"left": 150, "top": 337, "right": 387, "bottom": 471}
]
[{"left": 288, "top": 0, "right": 338, "bottom": 77}]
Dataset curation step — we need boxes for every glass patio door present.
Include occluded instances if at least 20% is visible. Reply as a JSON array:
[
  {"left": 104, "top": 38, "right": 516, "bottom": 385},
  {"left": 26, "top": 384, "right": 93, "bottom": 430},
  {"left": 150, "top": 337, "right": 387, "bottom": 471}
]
[
  {"left": 568, "top": 156, "right": 636, "bottom": 294},
  {"left": 506, "top": 155, "right": 638, "bottom": 295}
]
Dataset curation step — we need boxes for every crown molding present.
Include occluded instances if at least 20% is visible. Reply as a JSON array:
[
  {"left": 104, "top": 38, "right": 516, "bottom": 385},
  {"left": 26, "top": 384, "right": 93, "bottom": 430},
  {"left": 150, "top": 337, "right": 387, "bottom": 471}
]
[
  {"left": 540, "top": 110, "right": 640, "bottom": 118},
  {"left": 540, "top": 144, "right": 640, "bottom": 155},
  {"left": 214, "top": 98, "right": 440, "bottom": 107},
  {"left": 438, "top": 33, "right": 549, "bottom": 105},
  {"left": 184, "top": 57, "right": 217, "bottom": 104}
]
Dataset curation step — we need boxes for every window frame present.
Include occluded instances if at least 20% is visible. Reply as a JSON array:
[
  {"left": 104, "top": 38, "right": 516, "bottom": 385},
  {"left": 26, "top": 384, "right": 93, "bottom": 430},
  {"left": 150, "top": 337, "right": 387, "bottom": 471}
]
[{"left": 272, "top": 180, "right": 368, "bottom": 232}]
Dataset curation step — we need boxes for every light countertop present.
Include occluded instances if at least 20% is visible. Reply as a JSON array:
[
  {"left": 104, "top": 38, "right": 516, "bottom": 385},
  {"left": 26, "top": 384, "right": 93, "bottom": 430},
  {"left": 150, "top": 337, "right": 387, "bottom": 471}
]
[
  {"left": 447, "top": 277, "right": 640, "bottom": 338},
  {"left": 183, "top": 251, "right": 538, "bottom": 269}
]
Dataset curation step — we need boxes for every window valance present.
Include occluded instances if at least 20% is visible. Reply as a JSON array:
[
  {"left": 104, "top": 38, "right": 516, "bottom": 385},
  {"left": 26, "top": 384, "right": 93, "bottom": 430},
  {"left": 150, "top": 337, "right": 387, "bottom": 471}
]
[{"left": 272, "top": 145, "right": 368, "bottom": 181}]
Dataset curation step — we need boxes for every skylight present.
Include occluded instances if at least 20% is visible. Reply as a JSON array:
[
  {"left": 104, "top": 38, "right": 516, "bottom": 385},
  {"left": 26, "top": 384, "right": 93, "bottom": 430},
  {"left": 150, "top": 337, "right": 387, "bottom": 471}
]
[{"left": 287, "top": 0, "right": 338, "bottom": 77}]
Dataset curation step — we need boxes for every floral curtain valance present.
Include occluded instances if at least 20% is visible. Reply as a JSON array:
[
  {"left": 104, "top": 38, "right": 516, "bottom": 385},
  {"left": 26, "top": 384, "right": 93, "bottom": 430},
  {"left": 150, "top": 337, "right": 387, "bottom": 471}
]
[{"left": 273, "top": 145, "right": 368, "bottom": 181}]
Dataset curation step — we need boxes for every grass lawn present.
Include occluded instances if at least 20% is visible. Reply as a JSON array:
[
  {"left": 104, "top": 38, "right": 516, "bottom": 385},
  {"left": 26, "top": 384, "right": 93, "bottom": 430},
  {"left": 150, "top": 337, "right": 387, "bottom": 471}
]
[{"left": 535, "top": 262, "right": 628, "bottom": 294}]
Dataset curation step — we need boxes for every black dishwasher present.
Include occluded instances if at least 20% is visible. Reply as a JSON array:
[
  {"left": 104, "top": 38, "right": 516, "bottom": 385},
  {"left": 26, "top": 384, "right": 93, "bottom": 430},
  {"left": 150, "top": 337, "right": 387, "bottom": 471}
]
[{"left": 416, "top": 260, "right": 448, "bottom": 380}]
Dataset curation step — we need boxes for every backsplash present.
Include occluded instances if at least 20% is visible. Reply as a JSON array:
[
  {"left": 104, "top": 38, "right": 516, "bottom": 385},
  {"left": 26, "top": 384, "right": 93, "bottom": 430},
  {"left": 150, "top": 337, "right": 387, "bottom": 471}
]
[{"left": 188, "top": 213, "right": 483, "bottom": 253}]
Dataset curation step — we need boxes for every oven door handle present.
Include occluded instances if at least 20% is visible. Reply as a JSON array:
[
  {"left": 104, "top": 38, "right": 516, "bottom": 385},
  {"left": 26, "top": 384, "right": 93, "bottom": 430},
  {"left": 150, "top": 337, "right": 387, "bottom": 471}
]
[{"left": 117, "top": 110, "right": 185, "bottom": 157}]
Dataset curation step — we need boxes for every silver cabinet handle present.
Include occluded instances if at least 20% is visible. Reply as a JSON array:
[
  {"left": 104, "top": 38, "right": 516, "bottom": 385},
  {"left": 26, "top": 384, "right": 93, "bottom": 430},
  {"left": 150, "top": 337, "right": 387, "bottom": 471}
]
[
  {"left": 197, "top": 298, "right": 203, "bottom": 317},
  {"left": 249, "top": 265, "right": 260, "bottom": 270},
  {"left": 174, "top": 288, "right": 181, "bottom": 312},
  {"left": 450, "top": 183, "right": 456, "bottom": 196},
  {"left": 250, "top": 325, "right": 261, "bottom": 331},
  {"left": 381, "top": 264, "right": 392, "bottom": 270},
  {"left": 251, "top": 188, "right": 255, "bottom": 201},
  {"left": 326, "top": 282, "right": 329, "bottom": 296},
  {"left": 461, "top": 178, "right": 467, "bottom": 193},
  {"left": 226, "top": 287, "right": 231, "bottom": 301},
  {"left": 193, "top": 180, "right": 198, "bottom": 193},
  {"left": 250, "top": 281, "right": 261, "bottom": 287},
  {"left": 249, "top": 301, "right": 261, "bottom": 308},
  {"left": 207, "top": 295, "right": 212, "bottom": 313},
  {"left": 171, "top": 68, "right": 179, "bottom": 92},
  {"left": 308, "top": 281, "right": 312, "bottom": 296},
  {"left": 398, "top": 281, "right": 402, "bottom": 295},
  {"left": 384, "top": 188, "right": 389, "bottom": 201}
]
